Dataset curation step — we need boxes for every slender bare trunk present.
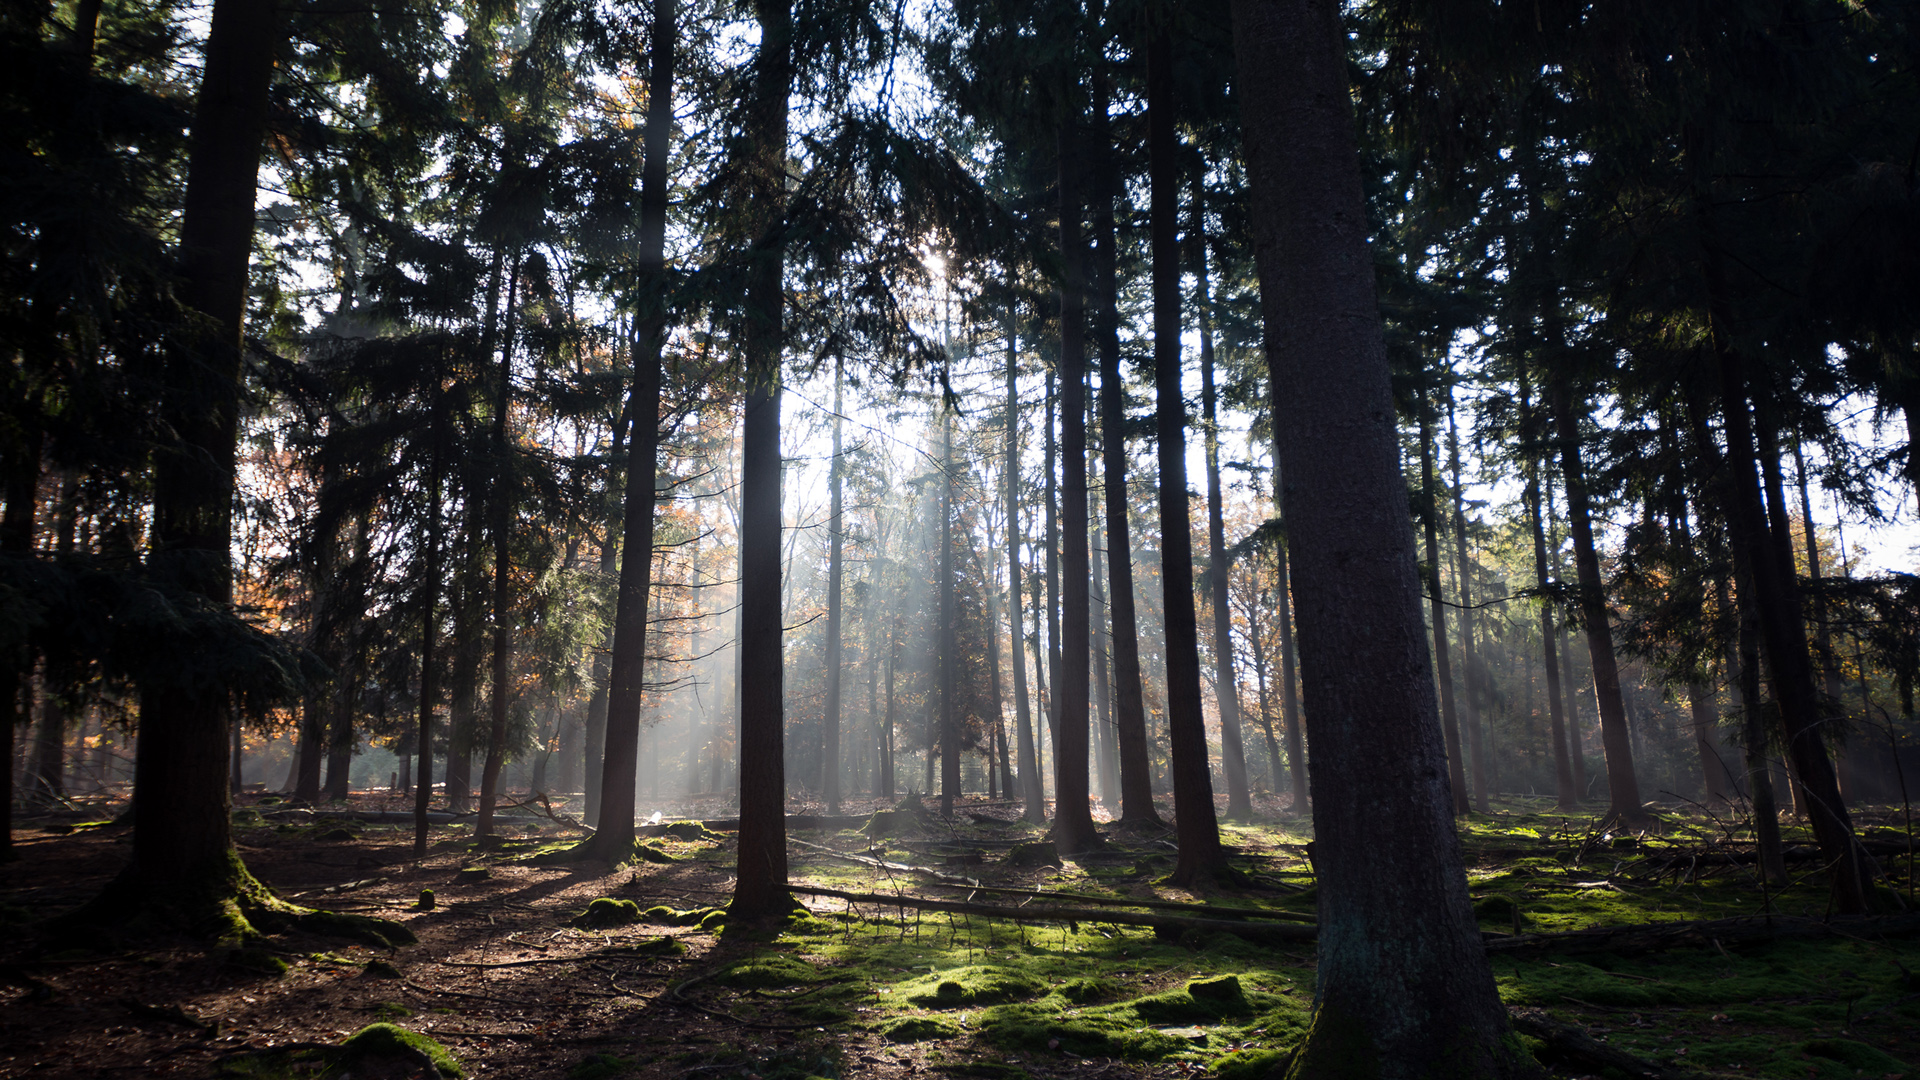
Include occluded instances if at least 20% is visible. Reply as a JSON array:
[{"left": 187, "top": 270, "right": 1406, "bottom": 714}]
[
  {"left": 1052, "top": 105, "right": 1097, "bottom": 851},
  {"left": 1447, "top": 395, "right": 1490, "bottom": 813},
  {"left": 823, "top": 358, "right": 845, "bottom": 812},
  {"left": 1420, "top": 406, "right": 1471, "bottom": 816}
]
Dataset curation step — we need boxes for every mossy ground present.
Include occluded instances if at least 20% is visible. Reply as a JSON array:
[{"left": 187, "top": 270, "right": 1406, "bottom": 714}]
[{"left": 6, "top": 791, "right": 1917, "bottom": 1079}]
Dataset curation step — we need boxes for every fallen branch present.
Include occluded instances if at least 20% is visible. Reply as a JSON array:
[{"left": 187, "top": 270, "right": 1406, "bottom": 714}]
[
  {"left": 935, "top": 882, "right": 1317, "bottom": 924},
  {"left": 788, "top": 884, "right": 1317, "bottom": 944},
  {"left": 1485, "top": 911, "right": 1920, "bottom": 958}
]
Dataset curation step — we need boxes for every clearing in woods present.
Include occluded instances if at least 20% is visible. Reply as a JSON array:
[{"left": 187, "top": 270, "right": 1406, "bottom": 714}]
[{"left": 1, "top": 790, "right": 1917, "bottom": 1080}]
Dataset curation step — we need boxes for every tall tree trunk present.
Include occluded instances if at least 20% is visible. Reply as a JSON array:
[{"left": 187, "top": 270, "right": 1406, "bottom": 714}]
[
  {"left": 1731, "top": 582, "right": 1789, "bottom": 884},
  {"left": 1229, "top": 0, "right": 1524, "bottom": 1069},
  {"left": 25, "top": 471, "right": 79, "bottom": 810},
  {"left": 1006, "top": 320, "right": 1043, "bottom": 822},
  {"left": 1147, "top": 25, "right": 1222, "bottom": 882},
  {"left": 1195, "top": 169, "right": 1252, "bottom": 822},
  {"left": 1420, "top": 406, "right": 1472, "bottom": 816},
  {"left": 1549, "top": 378, "right": 1645, "bottom": 823},
  {"left": 1447, "top": 394, "right": 1491, "bottom": 813},
  {"left": 582, "top": 0, "right": 673, "bottom": 862},
  {"left": 823, "top": 357, "right": 845, "bottom": 813},
  {"left": 730, "top": 0, "right": 793, "bottom": 918},
  {"left": 1090, "top": 70, "right": 1159, "bottom": 831},
  {"left": 1044, "top": 371, "right": 1062, "bottom": 798},
  {"left": 1244, "top": 589, "right": 1285, "bottom": 790},
  {"left": 1090, "top": 498, "right": 1120, "bottom": 812},
  {"left": 413, "top": 410, "right": 447, "bottom": 858},
  {"left": 479, "top": 250, "right": 526, "bottom": 836},
  {"left": 940, "top": 407, "right": 960, "bottom": 816},
  {"left": 1052, "top": 103, "right": 1098, "bottom": 853},
  {"left": 82, "top": 0, "right": 287, "bottom": 922},
  {"left": 1710, "top": 339, "right": 1866, "bottom": 910},
  {"left": 584, "top": 376, "right": 631, "bottom": 824},
  {"left": 1526, "top": 444, "right": 1578, "bottom": 810},
  {"left": 1273, "top": 506, "right": 1308, "bottom": 813},
  {"left": 1794, "top": 442, "right": 1852, "bottom": 799}
]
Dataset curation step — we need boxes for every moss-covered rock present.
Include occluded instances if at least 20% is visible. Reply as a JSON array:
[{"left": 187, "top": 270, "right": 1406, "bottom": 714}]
[
  {"left": 900, "top": 966, "right": 1046, "bottom": 1008},
  {"left": 340, "top": 1023, "right": 463, "bottom": 1077},
  {"left": 453, "top": 866, "right": 490, "bottom": 884},
  {"left": 572, "top": 898, "right": 643, "bottom": 928},
  {"left": 879, "top": 1016, "right": 960, "bottom": 1042},
  {"left": 1008, "top": 841, "right": 1062, "bottom": 867},
  {"left": 633, "top": 843, "right": 678, "bottom": 864},
  {"left": 713, "top": 954, "right": 824, "bottom": 989},
  {"left": 364, "top": 959, "right": 402, "bottom": 979},
  {"left": 1209, "top": 1047, "right": 1295, "bottom": 1080}
]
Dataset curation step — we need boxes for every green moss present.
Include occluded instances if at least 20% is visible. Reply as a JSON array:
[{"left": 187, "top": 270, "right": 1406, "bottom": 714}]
[
  {"left": 340, "top": 1023, "right": 463, "bottom": 1078},
  {"left": 633, "top": 843, "right": 679, "bottom": 864},
  {"left": 698, "top": 909, "right": 729, "bottom": 932},
  {"left": 453, "top": 866, "right": 490, "bottom": 883},
  {"left": 899, "top": 966, "right": 1046, "bottom": 1008},
  {"left": 1131, "top": 977, "right": 1256, "bottom": 1024},
  {"left": 572, "top": 898, "right": 643, "bottom": 928},
  {"left": 645, "top": 904, "right": 718, "bottom": 926},
  {"left": 880, "top": 1016, "right": 960, "bottom": 1042},
  {"left": 713, "top": 954, "right": 827, "bottom": 989},
  {"left": 1210, "top": 1047, "right": 1295, "bottom": 1080},
  {"left": 370, "top": 1001, "right": 412, "bottom": 1020},
  {"left": 363, "top": 959, "right": 402, "bottom": 979},
  {"left": 417, "top": 888, "right": 436, "bottom": 911},
  {"left": 627, "top": 936, "right": 686, "bottom": 957},
  {"left": 1058, "top": 976, "right": 1122, "bottom": 1004}
]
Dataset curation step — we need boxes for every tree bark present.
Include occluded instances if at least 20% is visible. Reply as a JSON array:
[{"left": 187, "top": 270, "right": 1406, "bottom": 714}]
[
  {"left": 1447, "top": 395, "right": 1491, "bottom": 813},
  {"left": 1006, "top": 320, "right": 1043, "bottom": 822},
  {"left": 1526, "top": 447, "right": 1578, "bottom": 810},
  {"left": 479, "top": 250, "right": 524, "bottom": 837},
  {"left": 1420, "top": 405, "right": 1472, "bottom": 817},
  {"left": 939, "top": 407, "right": 960, "bottom": 816},
  {"left": 1089, "top": 69, "right": 1159, "bottom": 830},
  {"left": 582, "top": 390, "right": 629, "bottom": 826},
  {"left": 823, "top": 356, "right": 845, "bottom": 813},
  {"left": 413, "top": 414, "right": 447, "bottom": 858},
  {"left": 1711, "top": 342, "right": 1866, "bottom": 910},
  {"left": 1195, "top": 170, "right": 1252, "bottom": 822},
  {"left": 1052, "top": 104, "right": 1098, "bottom": 853},
  {"left": 1147, "top": 24, "right": 1223, "bottom": 882},
  {"left": 1549, "top": 378, "right": 1645, "bottom": 823},
  {"left": 730, "top": 0, "right": 793, "bottom": 919},
  {"left": 1229, "top": 0, "right": 1525, "bottom": 1070},
  {"left": 90, "top": 0, "right": 286, "bottom": 922}
]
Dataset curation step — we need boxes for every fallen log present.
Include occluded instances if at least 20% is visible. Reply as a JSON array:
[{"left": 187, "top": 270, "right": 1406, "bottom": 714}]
[
  {"left": 1484, "top": 911, "right": 1920, "bottom": 958},
  {"left": 932, "top": 882, "right": 1318, "bottom": 924},
  {"left": 787, "top": 884, "right": 1318, "bottom": 945}
]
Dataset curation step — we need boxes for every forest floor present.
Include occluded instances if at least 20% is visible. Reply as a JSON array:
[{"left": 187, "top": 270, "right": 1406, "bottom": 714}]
[{"left": 1, "top": 790, "right": 1917, "bottom": 1080}]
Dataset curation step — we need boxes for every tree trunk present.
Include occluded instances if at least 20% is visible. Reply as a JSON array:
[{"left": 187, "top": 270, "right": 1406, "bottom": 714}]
[
  {"left": 1447, "top": 395, "right": 1491, "bottom": 813},
  {"left": 730, "top": 0, "right": 793, "bottom": 919},
  {"left": 582, "top": 393, "right": 628, "bottom": 826},
  {"left": 822, "top": 358, "right": 845, "bottom": 813},
  {"left": 1712, "top": 341, "right": 1866, "bottom": 910},
  {"left": 580, "top": 0, "right": 673, "bottom": 862},
  {"left": 1195, "top": 169, "right": 1252, "bottom": 822},
  {"left": 1526, "top": 448, "right": 1578, "bottom": 810},
  {"left": 413, "top": 421, "right": 447, "bottom": 858},
  {"left": 1732, "top": 585, "right": 1789, "bottom": 884},
  {"left": 1052, "top": 104, "right": 1098, "bottom": 853},
  {"left": 1274, "top": 511, "right": 1305, "bottom": 807},
  {"left": 1244, "top": 590, "right": 1286, "bottom": 790},
  {"left": 84, "top": 0, "right": 287, "bottom": 925},
  {"left": 1006, "top": 320, "right": 1043, "bottom": 822},
  {"left": 1089, "top": 72, "right": 1159, "bottom": 831},
  {"left": 1229, "top": 0, "right": 1525, "bottom": 1070},
  {"left": 1147, "top": 25, "right": 1222, "bottom": 882},
  {"left": 1420, "top": 406, "right": 1472, "bottom": 817},
  {"left": 940, "top": 407, "right": 960, "bottom": 816},
  {"left": 479, "top": 250, "right": 525, "bottom": 837},
  {"left": 1089, "top": 494, "right": 1119, "bottom": 812},
  {"left": 1794, "top": 443, "right": 1853, "bottom": 799},
  {"left": 1549, "top": 378, "right": 1645, "bottom": 823}
]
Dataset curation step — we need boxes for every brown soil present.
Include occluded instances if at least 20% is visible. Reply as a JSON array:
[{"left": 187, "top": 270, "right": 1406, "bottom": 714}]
[{"left": 0, "top": 793, "right": 1192, "bottom": 1080}]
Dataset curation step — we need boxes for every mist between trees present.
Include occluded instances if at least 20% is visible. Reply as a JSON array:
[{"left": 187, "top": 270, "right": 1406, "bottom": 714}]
[{"left": 5, "top": 0, "right": 1918, "bottom": 1073}]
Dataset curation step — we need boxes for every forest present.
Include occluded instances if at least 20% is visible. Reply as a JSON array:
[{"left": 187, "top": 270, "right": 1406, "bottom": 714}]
[{"left": 3, "top": 0, "right": 1920, "bottom": 1077}]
